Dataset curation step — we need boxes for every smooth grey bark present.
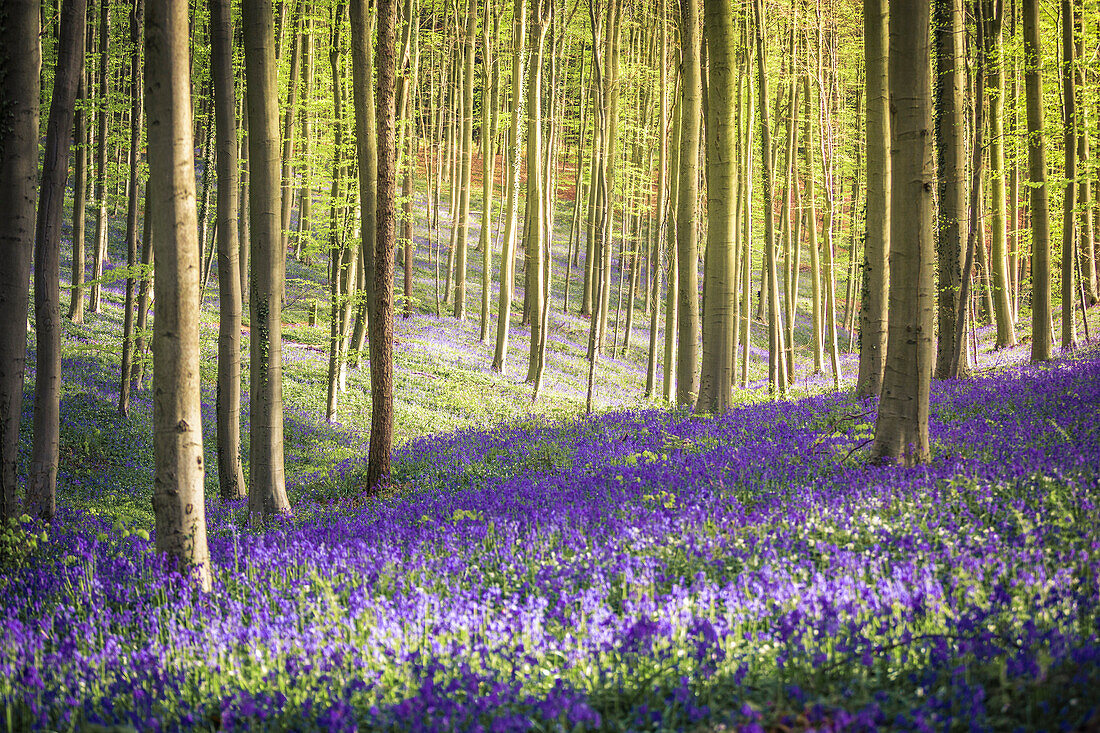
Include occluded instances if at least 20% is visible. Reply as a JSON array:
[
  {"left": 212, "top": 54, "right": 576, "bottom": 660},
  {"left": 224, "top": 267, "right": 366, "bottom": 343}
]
[
  {"left": 243, "top": 0, "right": 292, "bottom": 520},
  {"left": 1023, "top": 0, "right": 1052, "bottom": 361},
  {"left": 211, "top": 0, "right": 247, "bottom": 502},
  {"left": 857, "top": 0, "right": 889, "bottom": 398},
  {"left": 118, "top": 0, "right": 143, "bottom": 418},
  {"left": 26, "top": 0, "right": 87, "bottom": 521},
  {"left": 0, "top": 0, "right": 40, "bottom": 523},
  {"left": 873, "top": 0, "right": 934, "bottom": 467},
  {"left": 145, "top": 0, "right": 212, "bottom": 590}
]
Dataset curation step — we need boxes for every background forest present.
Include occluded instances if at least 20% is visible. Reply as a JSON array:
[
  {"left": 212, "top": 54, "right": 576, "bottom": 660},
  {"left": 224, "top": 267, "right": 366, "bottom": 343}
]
[{"left": 1, "top": 0, "right": 1100, "bottom": 729}]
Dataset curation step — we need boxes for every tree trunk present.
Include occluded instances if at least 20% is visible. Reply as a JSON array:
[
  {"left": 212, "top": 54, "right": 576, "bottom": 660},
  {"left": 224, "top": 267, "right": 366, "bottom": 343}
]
[
  {"left": 983, "top": 1, "right": 1017, "bottom": 347},
  {"left": 145, "top": 0, "right": 213, "bottom": 590},
  {"left": 243, "top": 0, "right": 292, "bottom": 520},
  {"left": 132, "top": 198, "right": 154, "bottom": 391},
  {"left": 491, "top": 0, "right": 527, "bottom": 374},
  {"left": 119, "top": 0, "right": 143, "bottom": 418},
  {"left": 367, "top": 0, "right": 397, "bottom": 489},
  {"left": 478, "top": 0, "right": 496, "bottom": 339},
  {"left": 646, "top": 0, "right": 669, "bottom": 399},
  {"left": 857, "top": 0, "right": 889, "bottom": 398},
  {"left": 1069, "top": 3, "right": 1093, "bottom": 304},
  {"left": 453, "top": 0, "right": 477, "bottom": 320},
  {"left": 280, "top": 0, "right": 303, "bottom": 256},
  {"left": 69, "top": 54, "right": 89, "bottom": 325},
  {"left": 873, "top": 0, "right": 933, "bottom": 467},
  {"left": 89, "top": 0, "right": 110, "bottom": 314},
  {"left": 295, "top": 1, "right": 316, "bottom": 261},
  {"left": 676, "top": 0, "right": 701, "bottom": 406},
  {"left": 524, "top": 1, "right": 549, "bottom": 383},
  {"left": 331, "top": 0, "right": 353, "bottom": 415},
  {"left": 1060, "top": 0, "right": 1077, "bottom": 349},
  {"left": 1023, "top": 0, "right": 1052, "bottom": 361},
  {"left": 696, "top": 0, "right": 735, "bottom": 413},
  {"left": 211, "top": 0, "right": 247, "bottom": 502},
  {"left": 0, "top": 0, "right": 39, "bottom": 523},
  {"left": 26, "top": 0, "right": 86, "bottom": 521},
  {"left": 934, "top": 0, "right": 966, "bottom": 378},
  {"left": 801, "top": 74, "right": 825, "bottom": 376}
]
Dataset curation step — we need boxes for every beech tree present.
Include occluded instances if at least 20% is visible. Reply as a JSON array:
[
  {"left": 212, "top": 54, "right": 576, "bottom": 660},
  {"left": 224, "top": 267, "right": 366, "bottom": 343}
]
[
  {"left": 0, "top": 0, "right": 40, "bottom": 523},
  {"left": 26, "top": 0, "right": 87, "bottom": 521},
  {"left": 873, "top": 0, "right": 933, "bottom": 466},
  {"left": 243, "top": 0, "right": 292, "bottom": 520},
  {"left": 367, "top": 0, "right": 398, "bottom": 489},
  {"left": 675, "top": 0, "right": 701, "bottom": 407},
  {"left": 857, "top": 0, "right": 889, "bottom": 398},
  {"left": 145, "top": 0, "right": 212, "bottom": 589},
  {"left": 1023, "top": 0, "right": 1052, "bottom": 361},
  {"left": 696, "top": 0, "right": 735, "bottom": 414},
  {"left": 211, "top": 0, "right": 247, "bottom": 502}
]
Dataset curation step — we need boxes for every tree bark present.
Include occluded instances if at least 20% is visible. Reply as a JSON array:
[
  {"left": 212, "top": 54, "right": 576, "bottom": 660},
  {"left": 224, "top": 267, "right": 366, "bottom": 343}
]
[
  {"left": 1059, "top": 0, "right": 1077, "bottom": 349},
  {"left": 983, "top": 0, "right": 1017, "bottom": 348},
  {"left": 243, "top": 0, "right": 292, "bottom": 520},
  {"left": 145, "top": 0, "right": 213, "bottom": 590},
  {"left": 857, "top": 0, "right": 889, "bottom": 398},
  {"left": 89, "top": 0, "right": 110, "bottom": 314},
  {"left": 119, "top": 0, "right": 144, "bottom": 418},
  {"left": 491, "top": 0, "right": 527, "bottom": 374},
  {"left": 1023, "top": 0, "right": 1052, "bottom": 361},
  {"left": 69, "top": 52, "right": 90, "bottom": 325},
  {"left": 873, "top": 0, "right": 933, "bottom": 467},
  {"left": 211, "top": 0, "right": 247, "bottom": 502},
  {"left": 0, "top": 0, "right": 39, "bottom": 523},
  {"left": 26, "top": 0, "right": 86, "bottom": 521},
  {"left": 934, "top": 0, "right": 966, "bottom": 378},
  {"left": 676, "top": 0, "right": 701, "bottom": 406},
  {"left": 453, "top": 0, "right": 477, "bottom": 320},
  {"left": 696, "top": 0, "right": 735, "bottom": 413},
  {"left": 367, "top": 0, "right": 398, "bottom": 489}
]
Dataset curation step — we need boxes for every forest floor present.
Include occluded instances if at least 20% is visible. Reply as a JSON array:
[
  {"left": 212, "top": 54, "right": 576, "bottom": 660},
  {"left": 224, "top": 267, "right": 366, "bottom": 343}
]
[{"left": 3, "top": 188, "right": 1100, "bottom": 730}]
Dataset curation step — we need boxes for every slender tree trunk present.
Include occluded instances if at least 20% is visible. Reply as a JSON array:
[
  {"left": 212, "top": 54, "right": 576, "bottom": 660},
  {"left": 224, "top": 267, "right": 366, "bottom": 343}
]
[
  {"left": 69, "top": 56, "right": 89, "bottom": 324},
  {"left": 119, "top": 0, "right": 144, "bottom": 418},
  {"left": 330, "top": 1, "right": 351, "bottom": 416},
  {"left": 477, "top": 2, "right": 495, "bottom": 337},
  {"left": 0, "top": 0, "right": 39, "bottom": 523},
  {"left": 243, "top": 0, "right": 292, "bottom": 520},
  {"left": 858, "top": 0, "right": 889, "bottom": 397},
  {"left": 1060, "top": 0, "right": 1077, "bottom": 349},
  {"left": 803, "top": 75, "right": 824, "bottom": 374},
  {"left": 211, "top": 0, "right": 247, "bottom": 502},
  {"left": 935, "top": 0, "right": 966, "bottom": 378},
  {"left": 984, "top": 1, "right": 1017, "bottom": 347},
  {"left": 280, "top": 0, "right": 303, "bottom": 255},
  {"left": 646, "top": 0, "right": 669, "bottom": 399},
  {"left": 817, "top": 19, "right": 842, "bottom": 389},
  {"left": 696, "top": 0, "right": 736, "bottom": 412},
  {"left": 453, "top": 0, "right": 477, "bottom": 320},
  {"left": 524, "top": 0, "right": 550, "bottom": 382},
  {"left": 145, "top": 0, "right": 212, "bottom": 590},
  {"left": 295, "top": 1, "right": 315, "bottom": 261},
  {"left": 491, "top": 0, "right": 527, "bottom": 374},
  {"left": 873, "top": 0, "right": 933, "bottom": 467},
  {"left": 1023, "top": 0, "right": 1052, "bottom": 361},
  {"left": 26, "top": 0, "right": 86, "bottom": 521},
  {"left": 676, "top": 0, "right": 702, "bottom": 406},
  {"left": 132, "top": 199, "right": 153, "bottom": 391},
  {"left": 366, "top": 0, "right": 397, "bottom": 489},
  {"left": 1072, "top": 2, "right": 1094, "bottom": 304},
  {"left": 89, "top": 0, "right": 110, "bottom": 314}
]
